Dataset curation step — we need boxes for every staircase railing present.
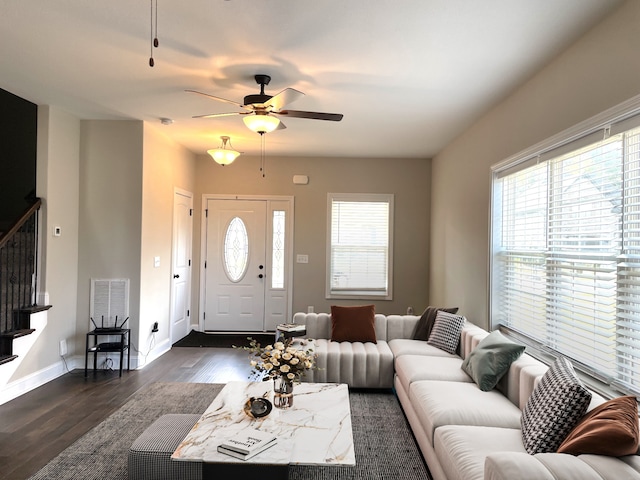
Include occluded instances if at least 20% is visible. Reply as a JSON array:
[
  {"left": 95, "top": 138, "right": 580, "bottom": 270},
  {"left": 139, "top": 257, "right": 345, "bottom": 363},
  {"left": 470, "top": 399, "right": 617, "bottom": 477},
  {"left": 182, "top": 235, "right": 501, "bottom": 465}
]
[{"left": 0, "top": 198, "right": 41, "bottom": 334}]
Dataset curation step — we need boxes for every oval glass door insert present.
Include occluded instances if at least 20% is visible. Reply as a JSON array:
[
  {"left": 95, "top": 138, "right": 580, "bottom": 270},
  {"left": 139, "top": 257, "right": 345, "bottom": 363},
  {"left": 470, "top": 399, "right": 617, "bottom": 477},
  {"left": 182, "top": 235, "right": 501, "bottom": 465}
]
[{"left": 223, "top": 216, "right": 249, "bottom": 282}]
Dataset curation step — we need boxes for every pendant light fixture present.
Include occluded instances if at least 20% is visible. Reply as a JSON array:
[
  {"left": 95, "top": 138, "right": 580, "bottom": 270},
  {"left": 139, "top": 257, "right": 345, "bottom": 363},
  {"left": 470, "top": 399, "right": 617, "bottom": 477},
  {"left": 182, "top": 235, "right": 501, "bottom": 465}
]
[
  {"left": 207, "top": 136, "right": 241, "bottom": 166},
  {"left": 243, "top": 114, "right": 280, "bottom": 134},
  {"left": 240, "top": 114, "right": 277, "bottom": 178}
]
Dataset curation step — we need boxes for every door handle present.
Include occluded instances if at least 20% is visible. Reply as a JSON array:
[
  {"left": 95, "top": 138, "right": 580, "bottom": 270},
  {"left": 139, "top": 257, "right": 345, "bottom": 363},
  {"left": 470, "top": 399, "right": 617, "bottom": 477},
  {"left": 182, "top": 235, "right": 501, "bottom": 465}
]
[
  {"left": 173, "top": 274, "right": 180, "bottom": 279},
  {"left": 258, "top": 274, "right": 264, "bottom": 279}
]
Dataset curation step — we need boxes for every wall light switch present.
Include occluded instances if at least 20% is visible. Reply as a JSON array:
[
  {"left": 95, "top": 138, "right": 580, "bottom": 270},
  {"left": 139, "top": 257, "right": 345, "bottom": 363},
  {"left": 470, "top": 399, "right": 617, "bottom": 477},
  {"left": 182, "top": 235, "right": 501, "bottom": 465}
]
[
  {"left": 296, "top": 254, "right": 309, "bottom": 264},
  {"left": 53, "top": 226, "right": 61, "bottom": 237},
  {"left": 154, "top": 256, "right": 160, "bottom": 268}
]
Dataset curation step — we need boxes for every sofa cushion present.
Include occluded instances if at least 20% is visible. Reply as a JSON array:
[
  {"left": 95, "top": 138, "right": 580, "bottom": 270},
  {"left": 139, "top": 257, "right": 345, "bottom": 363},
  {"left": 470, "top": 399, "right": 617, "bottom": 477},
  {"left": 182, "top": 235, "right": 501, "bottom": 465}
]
[
  {"left": 302, "top": 338, "right": 394, "bottom": 388},
  {"left": 434, "top": 425, "right": 526, "bottom": 480},
  {"left": 330, "top": 304, "right": 376, "bottom": 343},
  {"left": 460, "top": 325, "right": 490, "bottom": 359},
  {"left": 395, "top": 355, "right": 472, "bottom": 393},
  {"left": 576, "top": 454, "right": 640, "bottom": 480},
  {"left": 409, "top": 380, "right": 522, "bottom": 446},
  {"left": 484, "top": 451, "right": 614, "bottom": 480},
  {"left": 557, "top": 395, "right": 639, "bottom": 456},
  {"left": 495, "top": 354, "right": 548, "bottom": 410},
  {"left": 461, "top": 330, "right": 525, "bottom": 391},
  {"left": 412, "top": 306, "right": 459, "bottom": 341},
  {"left": 388, "top": 338, "right": 459, "bottom": 359},
  {"left": 427, "top": 311, "right": 465, "bottom": 354},
  {"left": 521, "top": 357, "right": 592, "bottom": 454}
]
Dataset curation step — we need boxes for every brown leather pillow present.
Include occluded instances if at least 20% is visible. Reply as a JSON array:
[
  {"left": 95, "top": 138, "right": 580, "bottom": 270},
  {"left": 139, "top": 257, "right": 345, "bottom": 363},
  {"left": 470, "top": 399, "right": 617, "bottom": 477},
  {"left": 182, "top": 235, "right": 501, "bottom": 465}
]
[
  {"left": 557, "top": 395, "right": 639, "bottom": 456},
  {"left": 330, "top": 305, "right": 376, "bottom": 343},
  {"left": 412, "top": 306, "right": 459, "bottom": 341}
]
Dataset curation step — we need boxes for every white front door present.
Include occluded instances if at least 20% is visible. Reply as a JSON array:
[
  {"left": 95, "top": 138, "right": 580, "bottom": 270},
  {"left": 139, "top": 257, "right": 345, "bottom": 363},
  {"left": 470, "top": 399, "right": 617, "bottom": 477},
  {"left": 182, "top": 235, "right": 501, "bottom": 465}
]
[
  {"left": 204, "top": 199, "right": 267, "bottom": 331},
  {"left": 201, "top": 196, "right": 293, "bottom": 332},
  {"left": 170, "top": 189, "right": 193, "bottom": 344}
]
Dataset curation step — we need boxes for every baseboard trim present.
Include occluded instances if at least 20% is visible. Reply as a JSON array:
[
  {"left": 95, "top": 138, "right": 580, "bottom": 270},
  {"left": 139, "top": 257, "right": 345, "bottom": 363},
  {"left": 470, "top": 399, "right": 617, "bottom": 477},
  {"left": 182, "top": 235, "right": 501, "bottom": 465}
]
[
  {"left": 0, "top": 339, "right": 172, "bottom": 406},
  {"left": 0, "top": 359, "right": 67, "bottom": 406},
  {"left": 135, "top": 338, "right": 171, "bottom": 369}
]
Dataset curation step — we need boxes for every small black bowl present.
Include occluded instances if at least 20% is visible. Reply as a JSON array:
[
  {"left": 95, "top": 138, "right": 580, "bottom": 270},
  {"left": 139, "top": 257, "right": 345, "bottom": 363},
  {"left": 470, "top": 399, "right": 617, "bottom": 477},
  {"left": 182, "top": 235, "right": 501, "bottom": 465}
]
[{"left": 244, "top": 396, "right": 273, "bottom": 418}]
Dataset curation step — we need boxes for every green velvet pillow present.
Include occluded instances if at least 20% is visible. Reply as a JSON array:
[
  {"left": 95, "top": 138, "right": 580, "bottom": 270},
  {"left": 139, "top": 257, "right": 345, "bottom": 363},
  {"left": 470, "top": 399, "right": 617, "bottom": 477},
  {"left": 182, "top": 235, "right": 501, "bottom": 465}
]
[{"left": 461, "top": 330, "right": 525, "bottom": 391}]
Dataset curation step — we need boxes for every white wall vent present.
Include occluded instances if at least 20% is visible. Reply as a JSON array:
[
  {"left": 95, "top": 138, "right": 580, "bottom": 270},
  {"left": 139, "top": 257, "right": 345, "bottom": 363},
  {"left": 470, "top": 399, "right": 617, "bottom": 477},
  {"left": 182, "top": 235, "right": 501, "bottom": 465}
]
[{"left": 90, "top": 278, "right": 130, "bottom": 329}]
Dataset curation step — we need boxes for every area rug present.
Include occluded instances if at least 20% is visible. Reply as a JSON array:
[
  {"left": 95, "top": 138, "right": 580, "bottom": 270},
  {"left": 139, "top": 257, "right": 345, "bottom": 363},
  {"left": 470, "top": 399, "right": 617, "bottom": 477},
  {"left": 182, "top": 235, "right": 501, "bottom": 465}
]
[
  {"left": 28, "top": 382, "right": 432, "bottom": 480},
  {"left": 172, "top": 329, "right": 273, "bottom": 348}
]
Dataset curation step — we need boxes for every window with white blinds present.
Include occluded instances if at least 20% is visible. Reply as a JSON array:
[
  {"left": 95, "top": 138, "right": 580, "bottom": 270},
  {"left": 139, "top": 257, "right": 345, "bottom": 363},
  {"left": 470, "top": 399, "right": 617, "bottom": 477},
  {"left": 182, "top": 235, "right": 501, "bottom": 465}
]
[
  {"left": 327, "top": 193, "right": 393, "bottom": 299},
  {"left": 491, "top": 116, "right": 640, "bottom": 394}
]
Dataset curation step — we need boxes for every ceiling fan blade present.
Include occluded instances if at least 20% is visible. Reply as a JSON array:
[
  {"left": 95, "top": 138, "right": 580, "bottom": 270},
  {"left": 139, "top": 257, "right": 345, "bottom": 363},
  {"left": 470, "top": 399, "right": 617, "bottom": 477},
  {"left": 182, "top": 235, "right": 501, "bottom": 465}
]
[
  {"left": 276, "top": 120, "right": 287, "bottom": 131},
  {"left": 277, "top": 110, "right": 343, "bottom": 121},
  {"left": 185, "top": 89, "right": 250, "bottom": 110},
  {"left": 192, "top": 112, "right": 249, "bottom": 119},
  {"left": 265, "top": 88, "right": 304, "bottom": 111}
]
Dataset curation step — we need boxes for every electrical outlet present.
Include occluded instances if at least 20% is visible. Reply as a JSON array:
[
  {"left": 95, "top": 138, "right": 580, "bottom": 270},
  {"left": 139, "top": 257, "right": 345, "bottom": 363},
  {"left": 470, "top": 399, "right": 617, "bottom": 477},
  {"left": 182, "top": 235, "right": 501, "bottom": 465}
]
[
  {"left": 59, "top": 339, "right": 67, "bottom": 356},
  {"left": 152, "top": 321, "right": 159, "bottom": 333}
]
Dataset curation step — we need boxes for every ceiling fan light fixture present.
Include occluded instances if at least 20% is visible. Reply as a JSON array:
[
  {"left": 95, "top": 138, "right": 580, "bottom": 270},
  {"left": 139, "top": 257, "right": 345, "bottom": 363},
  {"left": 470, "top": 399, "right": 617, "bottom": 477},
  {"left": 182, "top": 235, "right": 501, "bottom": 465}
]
[
  {"left": 207, "top": 136, "right": 241, "bottom": 166},
  {"left": 243, "top": 114, "right": 280, "bottom": 134}
]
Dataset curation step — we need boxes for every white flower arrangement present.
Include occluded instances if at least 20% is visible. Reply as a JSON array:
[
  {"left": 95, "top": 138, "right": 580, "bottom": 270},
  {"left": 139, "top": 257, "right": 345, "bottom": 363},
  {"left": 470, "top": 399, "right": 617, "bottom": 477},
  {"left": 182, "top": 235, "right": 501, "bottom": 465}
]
[{"left": 240, "top": 337, "right": 316, "bottom": 382}]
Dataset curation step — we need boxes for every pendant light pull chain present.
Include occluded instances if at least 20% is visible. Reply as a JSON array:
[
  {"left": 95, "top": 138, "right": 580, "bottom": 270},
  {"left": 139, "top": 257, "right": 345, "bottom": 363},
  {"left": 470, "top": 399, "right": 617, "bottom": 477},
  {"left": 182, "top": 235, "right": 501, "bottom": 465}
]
[
  {"left": 260, "top": 133, "right": 266, "bottom": 178},
  {"left": 149, "top": 0, "right": 158, "bottom": 67},
  {"left": 154, "top": 0, "right": 159, "bottom": 48}
]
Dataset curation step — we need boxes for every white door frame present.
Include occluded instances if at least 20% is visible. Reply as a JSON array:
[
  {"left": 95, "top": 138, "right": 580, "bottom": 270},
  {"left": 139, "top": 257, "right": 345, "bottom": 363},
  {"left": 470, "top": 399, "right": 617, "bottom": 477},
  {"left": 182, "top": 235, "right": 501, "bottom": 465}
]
[
  {"left": 199, "top": 194, "right": 294, "bottom": 332},
  {"left": 170, "top": 188, "right": 193, "bottom": 344}
]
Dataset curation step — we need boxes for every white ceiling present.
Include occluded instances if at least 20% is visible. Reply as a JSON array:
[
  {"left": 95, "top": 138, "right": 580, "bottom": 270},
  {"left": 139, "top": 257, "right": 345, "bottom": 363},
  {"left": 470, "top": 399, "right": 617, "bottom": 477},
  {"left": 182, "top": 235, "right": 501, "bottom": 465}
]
[{"left": 0, "top": 0, "right": 623, "bottom": 159}]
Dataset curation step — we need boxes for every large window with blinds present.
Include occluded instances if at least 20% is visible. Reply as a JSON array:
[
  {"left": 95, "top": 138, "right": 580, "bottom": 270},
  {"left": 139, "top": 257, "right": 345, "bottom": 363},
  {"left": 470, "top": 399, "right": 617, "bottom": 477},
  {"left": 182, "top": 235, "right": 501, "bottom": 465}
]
[
  {"left": 491, "top": 112, "right": 640, "bottom": 395},
  {"left": 327, "top": 193, "right": 394, "bottom": 299}
]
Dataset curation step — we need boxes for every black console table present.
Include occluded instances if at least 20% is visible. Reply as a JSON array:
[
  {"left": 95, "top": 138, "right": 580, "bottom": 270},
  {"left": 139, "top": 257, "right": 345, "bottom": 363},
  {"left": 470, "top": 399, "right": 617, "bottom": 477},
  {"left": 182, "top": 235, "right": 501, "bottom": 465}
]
[{"left": 84, "top": 328, "right": 131, "bottom": 377}]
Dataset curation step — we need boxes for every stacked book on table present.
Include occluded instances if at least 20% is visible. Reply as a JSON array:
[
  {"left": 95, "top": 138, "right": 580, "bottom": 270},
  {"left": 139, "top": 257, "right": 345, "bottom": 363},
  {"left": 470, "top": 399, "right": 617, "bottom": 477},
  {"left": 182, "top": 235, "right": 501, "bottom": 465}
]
[
  {"left": 276, "top": 323, "right": 306, "bottom": 333},
  {"left": 217, "top": 428, "right": 278, "bottom": 460}
]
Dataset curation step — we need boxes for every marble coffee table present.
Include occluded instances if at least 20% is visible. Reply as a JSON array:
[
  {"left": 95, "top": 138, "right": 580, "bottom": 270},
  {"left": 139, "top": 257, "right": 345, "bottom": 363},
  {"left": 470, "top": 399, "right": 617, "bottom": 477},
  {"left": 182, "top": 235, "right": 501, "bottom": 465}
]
[{"left": 172, "top": 381, "right": 355, "bottom": 478}]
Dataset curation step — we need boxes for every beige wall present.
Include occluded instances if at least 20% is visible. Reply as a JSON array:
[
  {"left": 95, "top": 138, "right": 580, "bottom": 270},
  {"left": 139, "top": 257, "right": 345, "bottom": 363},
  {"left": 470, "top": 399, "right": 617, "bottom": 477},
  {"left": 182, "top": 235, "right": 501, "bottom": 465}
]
[
  {"left": 77, "top": 120, "right": 143, "bottom": 351},
  {"left": 194, "top": 153, "right": 431, "bottom": 317},
  {"left": 12, "top": 106, "right": 81, "bottom": 379},
  {"left": 140, "top": 124, "right": 196, "bottom": 359},
  {"left": 430, "top": 0, "right": 640, "bottom": 329}
]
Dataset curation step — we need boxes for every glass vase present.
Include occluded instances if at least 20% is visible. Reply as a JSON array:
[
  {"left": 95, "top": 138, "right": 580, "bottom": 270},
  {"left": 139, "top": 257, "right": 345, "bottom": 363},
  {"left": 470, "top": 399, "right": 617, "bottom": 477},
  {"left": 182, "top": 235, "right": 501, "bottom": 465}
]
[{"left": 273, "top": 376, "right": 294, "bottom": 409}]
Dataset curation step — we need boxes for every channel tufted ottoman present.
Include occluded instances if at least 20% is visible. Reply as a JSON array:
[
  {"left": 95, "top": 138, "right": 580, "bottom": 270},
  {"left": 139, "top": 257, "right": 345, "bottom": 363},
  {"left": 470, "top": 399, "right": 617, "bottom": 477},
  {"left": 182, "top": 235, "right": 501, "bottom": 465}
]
[{"left": 128, "top": 413, "right": 202, "bottom": 480}]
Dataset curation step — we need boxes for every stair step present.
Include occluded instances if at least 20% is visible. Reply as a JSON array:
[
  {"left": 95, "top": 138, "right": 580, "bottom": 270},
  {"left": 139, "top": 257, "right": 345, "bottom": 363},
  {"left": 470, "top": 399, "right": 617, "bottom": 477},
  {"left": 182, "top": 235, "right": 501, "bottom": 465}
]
[
  {"left": 0, "top": 328, "right": 36, "bottom": 339},
  {"left": 0, "top": 354, "right": 18, "bottom": 365}
]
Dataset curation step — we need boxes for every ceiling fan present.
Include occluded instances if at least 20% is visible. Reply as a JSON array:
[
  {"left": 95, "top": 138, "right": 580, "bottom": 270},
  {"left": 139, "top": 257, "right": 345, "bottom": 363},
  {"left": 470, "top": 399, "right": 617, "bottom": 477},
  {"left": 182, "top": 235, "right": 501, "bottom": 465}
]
[{"left": 186, "top": 74, "right": 343, "bottom": 134}]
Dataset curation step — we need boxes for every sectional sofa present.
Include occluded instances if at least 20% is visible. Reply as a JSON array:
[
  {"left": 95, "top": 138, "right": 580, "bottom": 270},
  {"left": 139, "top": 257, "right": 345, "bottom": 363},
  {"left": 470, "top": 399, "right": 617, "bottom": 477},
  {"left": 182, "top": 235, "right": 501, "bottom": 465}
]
[{"left": 293, "top": 311, "right": 640, "bottom": 480}]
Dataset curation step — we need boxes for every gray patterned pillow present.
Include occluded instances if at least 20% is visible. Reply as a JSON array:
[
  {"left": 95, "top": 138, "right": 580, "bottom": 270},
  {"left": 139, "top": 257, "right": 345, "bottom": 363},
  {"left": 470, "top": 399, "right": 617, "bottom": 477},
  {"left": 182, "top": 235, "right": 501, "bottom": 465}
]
[
  {"left": 426, "top": 311, "right": 465, "bottom": 354},
  {"left": 521, "top": 357, "right": 592, "bottom": 454}
]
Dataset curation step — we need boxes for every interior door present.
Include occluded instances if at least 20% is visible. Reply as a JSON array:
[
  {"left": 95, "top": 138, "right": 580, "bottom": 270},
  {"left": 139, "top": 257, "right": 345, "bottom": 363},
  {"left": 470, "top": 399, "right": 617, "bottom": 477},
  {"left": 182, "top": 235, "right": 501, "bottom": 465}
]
[
  {"left": 170, "top": 190, "right": 193, "bottom": 344},
  {"left": 204, "top": 199, "right": 266, "bottom": 331}
]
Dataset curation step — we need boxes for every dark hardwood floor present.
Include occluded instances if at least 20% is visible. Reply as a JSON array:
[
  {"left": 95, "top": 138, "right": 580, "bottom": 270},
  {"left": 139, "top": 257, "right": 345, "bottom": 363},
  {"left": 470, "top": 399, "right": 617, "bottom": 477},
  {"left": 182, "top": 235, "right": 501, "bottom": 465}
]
[{"left": 0, "top": 347, "right": 252, "bottom": 480}]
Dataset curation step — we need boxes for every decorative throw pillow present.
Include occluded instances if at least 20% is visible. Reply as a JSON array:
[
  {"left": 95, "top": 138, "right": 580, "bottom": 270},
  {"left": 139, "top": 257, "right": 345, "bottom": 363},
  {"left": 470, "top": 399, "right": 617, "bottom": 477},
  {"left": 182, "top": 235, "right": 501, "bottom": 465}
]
[
  {"left": 521, "top": 357, "right": 592, "bottom": 454},
  {"left": 330, "top": 305, "right": 377, "bottom": 343},
  {"left": 557, "top": 395, "right": 639, "bottom": 456},
  {"left": 426, "top": 311, "right": 465, "bottom": 354},
  {"left": 461, "top": 330, "right": 525, "bottom": 391},
  {"left": 412, "top": 306, "right": 459, "bottom": 341}
]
